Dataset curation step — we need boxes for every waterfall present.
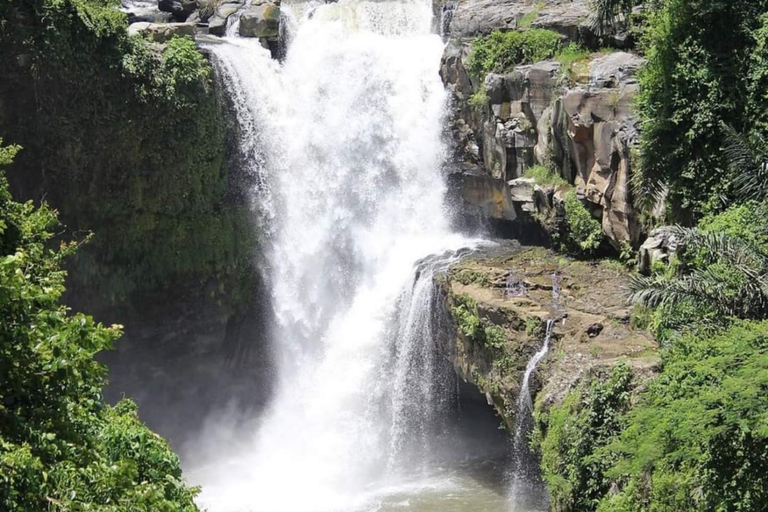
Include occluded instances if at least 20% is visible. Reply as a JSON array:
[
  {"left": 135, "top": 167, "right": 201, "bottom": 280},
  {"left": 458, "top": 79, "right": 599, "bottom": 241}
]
[
  {"left": 508, "top": 274, "right": 561, "bottom": 510},
  {"left": 192, "top": 1, "right": 487, "bottom": 510},
  {"left": 508, "top": 320, "right": 554, "bottom": 511}
]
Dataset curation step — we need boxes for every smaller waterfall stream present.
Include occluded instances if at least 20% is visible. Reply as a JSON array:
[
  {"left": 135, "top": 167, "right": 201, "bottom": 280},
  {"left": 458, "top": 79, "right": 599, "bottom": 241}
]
[
  {"left": 508, "top": 274, "right": 560, "bottom": 511},
  {"left": 508, "top": 320, "right": 554, "bottom": 511}
]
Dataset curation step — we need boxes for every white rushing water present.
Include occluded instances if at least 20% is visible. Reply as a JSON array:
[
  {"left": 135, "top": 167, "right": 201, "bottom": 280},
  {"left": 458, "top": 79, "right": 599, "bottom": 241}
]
[{"left": 190, "top": 1, "right": 503, "bottom": 510}]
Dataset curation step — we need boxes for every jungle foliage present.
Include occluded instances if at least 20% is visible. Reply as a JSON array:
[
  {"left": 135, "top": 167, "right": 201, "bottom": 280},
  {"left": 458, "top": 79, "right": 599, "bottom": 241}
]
[
  {"left": 0, "top": 144, "right": 199, "bottom": 511},
  {"left": 634, "top": 0, "right": 768, "bottom": 219}
]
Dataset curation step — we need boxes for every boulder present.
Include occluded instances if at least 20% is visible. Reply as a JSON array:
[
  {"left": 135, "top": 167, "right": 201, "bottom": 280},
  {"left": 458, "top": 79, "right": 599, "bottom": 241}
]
[
  {"left": 446, "top": 0, "right": 593, "bottom": 41},
  {"left": 239, "top": 3, "right": 280, "bottom": 39},
  {"left": 208, "top": 1, "right": 243, "bottom": 36},
  {"left": 128, "top": 21, "right": 196, "bottom": 42},
  {"left": 158, "top": 0, "right": 196, "bottom": 20},
  {"left": 638, "top": 227, "right": 681, "bottom": 274}
]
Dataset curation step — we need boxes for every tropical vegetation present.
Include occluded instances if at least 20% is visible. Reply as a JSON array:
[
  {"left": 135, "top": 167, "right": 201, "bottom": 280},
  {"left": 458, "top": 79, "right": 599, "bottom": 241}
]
[{"left": 0, "top": 142, "right": 199, "bottom": 511}]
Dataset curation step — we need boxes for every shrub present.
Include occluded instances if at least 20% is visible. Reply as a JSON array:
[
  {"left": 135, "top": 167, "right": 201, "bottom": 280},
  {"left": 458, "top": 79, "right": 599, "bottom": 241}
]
[
  {"left": 0, "top": 145, "right": 199, "bottom": 511},
  {"left": 533, "top": 363, "right": 633, "bottom": 512},
  {"left": 699, "top": 200, "right": 768, "bottom": 252},
  {"left": 468, "top": 29, "right": 563, "bottom": 77},
  {"left": 524, "top": 165, "right": 569, "bottom": 187},
  {"left": 562, "top": 191, "right": 603, "bottom": 255},
  {"left": 597, "top": 321, "right": 768, "bottom": 512}
]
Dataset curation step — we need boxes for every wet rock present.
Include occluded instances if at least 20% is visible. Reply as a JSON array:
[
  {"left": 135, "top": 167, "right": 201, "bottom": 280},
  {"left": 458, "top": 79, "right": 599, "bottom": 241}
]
[
  {"left": 447, "top": 172, "right": 517, "bottom": 222},
  {"left": 587, "top": 322, "right": 604, "bottom": 338},
  {"left": 638, "top": 227, "right": 681, "bottom": 274},
  {"left": 239, "top": 3, "right": 280, "bottom": 39},
  {"left": 158, "top": 0, "right": 196, "bottom": 20},
  {"left": 208, "top": 1, "right": 244, "bottom": 36}
]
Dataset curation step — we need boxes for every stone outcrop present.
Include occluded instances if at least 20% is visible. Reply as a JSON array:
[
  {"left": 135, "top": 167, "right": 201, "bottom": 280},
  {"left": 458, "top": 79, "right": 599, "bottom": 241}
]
[
  {"left": 128, "top": 21, "right": 196, "bottom": 42},
  {"left": 239, "top": 2, "right": 281, "bottom": 40},
  {"left": 638, "top": 226, "right": 681, "bottom": 274},
  {"left": 447, "top": 0, "right": 592, "bottom": 40},
  {"left": 436, "top": 242, "right": 658, "bottom": 430},
  {"left": 158, "top": 0, "right": 197, "bottom": 21},
  {"left": 440, "top": 5, "right": 646, "bottom": 249},
  {"left": 127, "top": 0, "right": 281, "bottom": 45}
]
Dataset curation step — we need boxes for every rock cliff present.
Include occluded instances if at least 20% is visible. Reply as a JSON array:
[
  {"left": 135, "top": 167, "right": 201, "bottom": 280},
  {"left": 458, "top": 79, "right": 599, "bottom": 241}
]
[
  {"left": 436, "top": 242, "right": 658, "bottom": 430},
  {"left": 439, "top": 0, "right": 644, "bottom": 249}
]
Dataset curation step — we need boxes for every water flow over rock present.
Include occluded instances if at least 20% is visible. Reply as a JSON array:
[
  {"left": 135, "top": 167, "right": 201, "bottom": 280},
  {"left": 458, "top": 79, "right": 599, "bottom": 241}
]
[
  {"left": 194, "top": 1, "right": 480, "bottom": 510},
  {"left": 509, "top": 319, "right": 554, "bottom": 511},
  {"left": 509, "top": 275, "right": 560, "bottom": 510}
]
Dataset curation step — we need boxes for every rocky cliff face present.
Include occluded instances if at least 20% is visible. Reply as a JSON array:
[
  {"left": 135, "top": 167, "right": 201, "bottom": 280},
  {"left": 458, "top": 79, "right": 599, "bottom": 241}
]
[
  {"left": 439, "top": 0, "right": 644, "bottom": 249},
  {"left": 436, "top": 242, "right": 657, "bottom": 430}
]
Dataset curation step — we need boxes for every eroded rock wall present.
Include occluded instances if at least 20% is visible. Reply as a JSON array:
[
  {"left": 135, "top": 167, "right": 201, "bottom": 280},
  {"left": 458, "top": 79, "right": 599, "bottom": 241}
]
[
  {"left": 436, "top": 243, "right": 658, "bottom": 430},
  {"left": 439, "top": 0, "right": 645, "bottom": 249}
]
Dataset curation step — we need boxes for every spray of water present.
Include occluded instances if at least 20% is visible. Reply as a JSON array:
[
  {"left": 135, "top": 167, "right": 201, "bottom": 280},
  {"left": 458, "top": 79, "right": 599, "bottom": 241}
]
[{"left": 189, "top": 1, "right": 492, "bottom": 510}]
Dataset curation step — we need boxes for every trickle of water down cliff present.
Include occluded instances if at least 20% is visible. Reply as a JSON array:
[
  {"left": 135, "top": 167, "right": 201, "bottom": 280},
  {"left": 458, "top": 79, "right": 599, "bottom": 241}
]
[{"left": 189, "top": 1, "right": 548, "bottom": 510}]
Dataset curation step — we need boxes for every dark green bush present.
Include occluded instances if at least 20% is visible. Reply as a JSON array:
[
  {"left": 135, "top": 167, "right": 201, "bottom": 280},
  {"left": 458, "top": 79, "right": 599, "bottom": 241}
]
[
  {"left": 533, "top": 363, "right": 633, "bottom": 512},
  {"left": 0, "top": 145, "right": 199, "bottom": 511},
  {"left": 562, "top": 191, "right": 603, "bottom": 255},
  {"left": 634, "top": 0, "right": 768, "bottom": 218},
  {"left": 597, "top": 321, "right": 768, "bottom": 512}
]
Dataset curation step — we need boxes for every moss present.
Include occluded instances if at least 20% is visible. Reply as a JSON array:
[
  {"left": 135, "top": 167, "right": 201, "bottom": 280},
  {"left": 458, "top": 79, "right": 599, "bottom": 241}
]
[
  {"left": 451, "top": 268, "right": 492, "bottom": 287},
  {"left": 0, "top": 1, "right": 252, "bottom": 308},
  {"left": 518, "top": 1, "right": 545, "bottom": 29},
  {"left": 450, "top": 293, "right": 508, "bottom": 351}
]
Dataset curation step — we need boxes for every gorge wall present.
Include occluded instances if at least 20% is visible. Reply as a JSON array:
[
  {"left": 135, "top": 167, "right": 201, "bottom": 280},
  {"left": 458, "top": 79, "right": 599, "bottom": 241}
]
[
  {"left": 0, "top": 0, "right": 271, "bottom": 445},
  {"left": 439, "top": 0, "right": 645, "bottom": 250}
]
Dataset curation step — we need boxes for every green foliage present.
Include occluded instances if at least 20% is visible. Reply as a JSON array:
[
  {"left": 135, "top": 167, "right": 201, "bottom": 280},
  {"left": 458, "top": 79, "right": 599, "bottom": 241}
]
[
  {"left": 450, "top": 294, "right": 508, "bottom": 350},
  {"left": 634, "top": 0, "right": 768, "bottom": 218},
  {"left": 554, "top": 43, "right": 593, "bottom": 81},
  {"left": 468, "top": 29, "right": 563, "bottom": 77},
  {"left": 525, "top": 316, "right": 545, "bottom": 338},
  {"left": 562, "top": 191, "right": 603, "bottom": 255},
  {"left": 720, "top": 124, "right": 768, "bottom": 204},
  {"left": 628, "top": 225, "right": 768, "bottom": 326},
  {"left": 0, "top": 0, "right": 252, "bottom": 308},
  {"left": 596, "top": 321, "right": 768, "bottom": 512},
  {"left": 533, "top": 363, "right": 633, "bottom": 512},
  {"left": 467, "top": 87, "right": 488, "bottom": 112},
  {"left": 0, "top": 147, "right": 198, "bottom": 511},
  {"left": 523, "top": 165, "right": 569, "bottom": 187},
  {"left": 699, "top": 200, "right": 768, "bottom": 252},
  {"left": 748, "top": 13, "right": 768, "bottom": 134}
]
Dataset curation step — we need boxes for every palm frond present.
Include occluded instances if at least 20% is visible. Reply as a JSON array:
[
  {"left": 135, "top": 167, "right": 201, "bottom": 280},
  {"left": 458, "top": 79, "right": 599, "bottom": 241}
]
[
  {"left": 722, "top": 123, "right": 768, "bottom": 203},
  {"left": 588, "top": 0, "right": 637, "bottom": 36},
  {"left": 627, "top": 226, "right": 768, "bottom": 320},
  {"left": 669, "top": 225, "right": 768, "bottom": 270}
]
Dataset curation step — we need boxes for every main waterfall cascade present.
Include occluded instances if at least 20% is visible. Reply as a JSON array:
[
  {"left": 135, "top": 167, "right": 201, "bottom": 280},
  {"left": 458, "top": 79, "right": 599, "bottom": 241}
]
[{"left": 188, "top": 0, "right": 520, "bottom": 510}]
